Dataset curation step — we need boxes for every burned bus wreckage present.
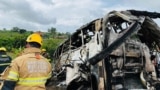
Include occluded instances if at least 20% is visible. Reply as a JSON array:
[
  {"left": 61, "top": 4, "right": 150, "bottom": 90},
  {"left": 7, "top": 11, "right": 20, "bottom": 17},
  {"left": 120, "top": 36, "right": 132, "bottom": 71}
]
[{"left": 47, "top": 10, "right": 160, "bottom": 90}]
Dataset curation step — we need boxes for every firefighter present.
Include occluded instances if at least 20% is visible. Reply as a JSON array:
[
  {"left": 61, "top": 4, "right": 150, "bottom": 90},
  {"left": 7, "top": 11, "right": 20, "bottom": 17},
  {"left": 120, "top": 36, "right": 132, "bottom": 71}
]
[
  {"left": 0, "top": 47, "right": 12, "bottom": 73},
  {"left": 41, "top": 49, "right": 50, "bottom": 59},
  {"left": 2, "top": 33, "right": 52, "bottom": 90},
  {"left": 41, "top": 48, "right": 51, "bottom": 62}
]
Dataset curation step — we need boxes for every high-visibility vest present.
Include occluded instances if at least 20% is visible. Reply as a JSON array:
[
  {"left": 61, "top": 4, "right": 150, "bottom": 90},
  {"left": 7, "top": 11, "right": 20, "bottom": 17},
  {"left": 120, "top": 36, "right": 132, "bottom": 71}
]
[{"left": 7, "top": 71, "right": 51, "bottom": 86}]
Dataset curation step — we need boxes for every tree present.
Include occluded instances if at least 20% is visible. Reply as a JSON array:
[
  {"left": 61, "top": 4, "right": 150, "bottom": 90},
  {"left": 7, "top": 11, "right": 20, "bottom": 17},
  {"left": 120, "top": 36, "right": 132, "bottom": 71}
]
[
  {"left": 3, "top": 28, "right": 6, "bottom": 31},
  {"left": 19, "top": 29, "right": 27, "bottom": 34},
  {"left": 48, "top": 27, "right": 56, "bottom": 34},
  {"left": 48, "top": 27, "right": 57, "bottom": 38},
  {"left": 11, "top": 27, "right": 19, "bottom": 32},
  {"left": 66, "top": 32, "right": 71, "bottom": 37}
]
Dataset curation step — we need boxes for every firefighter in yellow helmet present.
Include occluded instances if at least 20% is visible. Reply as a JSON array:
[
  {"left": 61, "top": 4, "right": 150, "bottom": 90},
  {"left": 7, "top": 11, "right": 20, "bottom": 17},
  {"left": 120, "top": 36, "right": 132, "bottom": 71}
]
[
  {"left": 0, "top": 47, "right": 12, "bottom": 73},
  {"left": 2, "top": 33, "right": 52, "bottom": 90},
  {"left": 41, "top": 48, "right": 51, "bottom": 62}
]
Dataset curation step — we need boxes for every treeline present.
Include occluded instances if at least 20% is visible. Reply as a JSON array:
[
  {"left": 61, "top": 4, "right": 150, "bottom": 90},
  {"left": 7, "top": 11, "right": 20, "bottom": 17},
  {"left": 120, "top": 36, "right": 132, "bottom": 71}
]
[{"left": 0, "top": 27, "right": 71, "bottom": 59}]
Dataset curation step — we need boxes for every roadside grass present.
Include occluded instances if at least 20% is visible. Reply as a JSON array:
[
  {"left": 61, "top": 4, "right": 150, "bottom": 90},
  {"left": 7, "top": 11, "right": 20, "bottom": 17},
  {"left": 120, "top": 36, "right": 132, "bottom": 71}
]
[{"left": 8, "top": 52, "right": 17, "bottom": 60}]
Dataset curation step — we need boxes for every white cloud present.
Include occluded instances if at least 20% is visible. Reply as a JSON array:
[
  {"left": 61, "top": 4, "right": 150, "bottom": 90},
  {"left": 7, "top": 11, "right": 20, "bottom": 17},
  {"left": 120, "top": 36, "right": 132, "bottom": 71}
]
[{"left": 0, "top": 0, "right": 160, "bottom": 33}]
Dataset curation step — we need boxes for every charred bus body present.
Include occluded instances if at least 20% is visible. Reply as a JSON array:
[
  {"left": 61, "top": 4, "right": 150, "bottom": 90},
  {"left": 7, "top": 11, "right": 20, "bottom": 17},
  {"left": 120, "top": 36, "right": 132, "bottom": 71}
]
[{"left": 47, "top": 10, "right": 160, "bottom": 90}]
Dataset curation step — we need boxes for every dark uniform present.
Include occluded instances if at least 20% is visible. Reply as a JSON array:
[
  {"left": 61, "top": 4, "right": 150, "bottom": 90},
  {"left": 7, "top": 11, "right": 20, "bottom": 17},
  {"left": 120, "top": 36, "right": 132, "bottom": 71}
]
[{"left": 0, "top": 48, "right": 12, "bottom": 73}]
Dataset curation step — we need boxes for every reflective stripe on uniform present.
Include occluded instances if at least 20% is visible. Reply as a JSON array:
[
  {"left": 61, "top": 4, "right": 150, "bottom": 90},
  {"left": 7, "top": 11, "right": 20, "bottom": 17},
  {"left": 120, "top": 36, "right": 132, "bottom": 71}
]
[
  {"left": 1, "top": 55, "right": 7, "bottom": 57},
  {"left": 48, "top": 72, "right": 51, "bottom": 79},
  {"left": 17, "top": 77, "right": 48, "bottom": 86},
  {"left": 0, "top": 63, "right": 10, "bottom": 66},
  {"left": 8, "top": 71, "right": 19, "bottom": 81}
]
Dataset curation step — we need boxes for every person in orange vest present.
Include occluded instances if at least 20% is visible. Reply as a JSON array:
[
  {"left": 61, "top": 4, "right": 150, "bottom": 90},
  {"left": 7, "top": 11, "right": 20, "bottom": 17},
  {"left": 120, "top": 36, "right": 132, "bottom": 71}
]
[
  {"left": 0, "top": 47, "right": 12, "bottom": 73},
  {"left": 2, "top": 33, "right": 52, "bottom": 90}
]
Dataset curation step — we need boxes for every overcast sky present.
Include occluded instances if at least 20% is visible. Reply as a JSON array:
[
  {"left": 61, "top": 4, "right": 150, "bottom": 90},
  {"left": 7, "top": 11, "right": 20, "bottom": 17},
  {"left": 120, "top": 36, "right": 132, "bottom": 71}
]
[{"left": 0, "top": 0, "right": 160, "bottom": 33}]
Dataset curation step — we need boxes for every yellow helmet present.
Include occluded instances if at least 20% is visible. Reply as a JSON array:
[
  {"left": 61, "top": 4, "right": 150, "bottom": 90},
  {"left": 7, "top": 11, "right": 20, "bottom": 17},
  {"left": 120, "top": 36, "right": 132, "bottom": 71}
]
[
  {"left": 0, "top": 47, "right": 7, "bottom": 51},
  {"left": 26, "top": 33, "right": 43, "bottom": 46},
  {"left": 42, "top": 49, "right": 46, "bottom": 52}
]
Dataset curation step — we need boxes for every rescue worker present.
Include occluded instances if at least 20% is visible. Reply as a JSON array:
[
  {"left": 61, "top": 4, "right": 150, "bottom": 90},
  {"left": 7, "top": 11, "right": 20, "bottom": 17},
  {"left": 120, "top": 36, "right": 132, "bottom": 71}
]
[
  {"left": 41, "top": 49, "right": 50, "bottom": 59},
  {"left": 0, "top": 47, "right": 12, "bottom": 73},
  {"left": 2, "top": 33, "right": 52, "bottom": 90},
  {"left": 41, "top": 48, "right": 51, "bottom": 62}
]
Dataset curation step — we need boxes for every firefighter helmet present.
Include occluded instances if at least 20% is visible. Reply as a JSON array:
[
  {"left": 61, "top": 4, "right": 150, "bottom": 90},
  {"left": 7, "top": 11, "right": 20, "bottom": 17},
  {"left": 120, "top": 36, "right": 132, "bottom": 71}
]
[
  {"left": 42, "top": 49, "right": 46, "bottom": 52},
  {"left": 26, "top": 33, "right": 43, "bottom": 46},
  {"left": 0, "top": 47, "right": 7, "bottom": 51}
]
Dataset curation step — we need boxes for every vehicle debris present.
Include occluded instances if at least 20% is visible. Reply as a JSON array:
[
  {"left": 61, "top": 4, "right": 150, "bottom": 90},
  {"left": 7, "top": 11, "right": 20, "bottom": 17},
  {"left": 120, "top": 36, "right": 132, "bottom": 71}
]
[{"left": 46, "top": 10, "right": 160, "bottom": 90}]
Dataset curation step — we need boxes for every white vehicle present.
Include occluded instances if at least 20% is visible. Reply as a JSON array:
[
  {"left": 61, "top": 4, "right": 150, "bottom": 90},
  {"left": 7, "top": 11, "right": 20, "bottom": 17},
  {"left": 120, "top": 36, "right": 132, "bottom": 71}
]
[{"left": 47, "top": 10, "right": 160, "bottom": 90}]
